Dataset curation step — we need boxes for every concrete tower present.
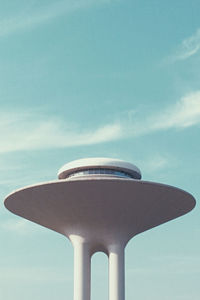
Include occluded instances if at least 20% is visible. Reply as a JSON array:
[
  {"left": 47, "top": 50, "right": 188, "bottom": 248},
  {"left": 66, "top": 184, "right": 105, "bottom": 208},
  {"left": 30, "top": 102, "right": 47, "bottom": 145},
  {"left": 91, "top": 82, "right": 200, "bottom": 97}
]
[{"left": 4, "top": 157, "right": 196, "bottom": 300}]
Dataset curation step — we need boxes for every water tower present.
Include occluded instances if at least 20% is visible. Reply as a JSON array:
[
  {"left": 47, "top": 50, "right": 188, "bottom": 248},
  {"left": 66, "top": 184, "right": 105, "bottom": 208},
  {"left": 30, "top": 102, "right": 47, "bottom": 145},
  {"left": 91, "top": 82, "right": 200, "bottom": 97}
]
[{"left": 4, "top": 158, "right": 196, "bottom": 300}]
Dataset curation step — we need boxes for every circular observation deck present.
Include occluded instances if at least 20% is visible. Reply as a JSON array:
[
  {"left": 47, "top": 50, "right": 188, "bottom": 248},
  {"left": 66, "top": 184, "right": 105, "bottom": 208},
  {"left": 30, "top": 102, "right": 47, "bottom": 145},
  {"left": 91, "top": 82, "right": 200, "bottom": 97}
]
[{"left": 58, "top": 157, "right": 142, "bottom": 180}]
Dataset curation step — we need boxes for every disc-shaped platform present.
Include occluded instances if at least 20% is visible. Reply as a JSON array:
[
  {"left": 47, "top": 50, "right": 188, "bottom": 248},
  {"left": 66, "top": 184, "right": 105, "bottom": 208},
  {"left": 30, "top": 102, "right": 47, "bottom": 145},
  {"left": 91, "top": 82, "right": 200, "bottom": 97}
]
[{"left": 4, "top": 177, "right": 195, "bottom": 245}]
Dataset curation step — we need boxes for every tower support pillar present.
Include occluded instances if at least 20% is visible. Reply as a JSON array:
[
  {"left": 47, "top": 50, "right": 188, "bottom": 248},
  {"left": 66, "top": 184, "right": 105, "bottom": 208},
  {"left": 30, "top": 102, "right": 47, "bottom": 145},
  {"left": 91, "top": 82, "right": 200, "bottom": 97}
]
[
  {"left": 108, "top": 243, "right": 125, "bottom": 300},
  {"left": 71, "top": 235, "right": 91, "bottom": 300}
]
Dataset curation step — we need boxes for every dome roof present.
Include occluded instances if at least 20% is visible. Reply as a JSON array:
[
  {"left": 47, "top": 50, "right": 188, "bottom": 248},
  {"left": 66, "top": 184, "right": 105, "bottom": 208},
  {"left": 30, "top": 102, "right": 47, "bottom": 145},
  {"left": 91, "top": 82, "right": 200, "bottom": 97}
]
[{"left": 58, "top": 157, "right": 142, "bottom": 179}]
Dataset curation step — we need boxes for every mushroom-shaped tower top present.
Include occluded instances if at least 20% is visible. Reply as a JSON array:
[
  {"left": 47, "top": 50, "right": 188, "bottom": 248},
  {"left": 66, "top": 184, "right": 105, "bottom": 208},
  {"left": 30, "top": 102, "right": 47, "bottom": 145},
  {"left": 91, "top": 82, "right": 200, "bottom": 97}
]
[
  {"left": 58, "top": 157, "right": 142, "bottom": 180},
  {"left": 4, "top": 157, "right": 196, "bottom": 300}
]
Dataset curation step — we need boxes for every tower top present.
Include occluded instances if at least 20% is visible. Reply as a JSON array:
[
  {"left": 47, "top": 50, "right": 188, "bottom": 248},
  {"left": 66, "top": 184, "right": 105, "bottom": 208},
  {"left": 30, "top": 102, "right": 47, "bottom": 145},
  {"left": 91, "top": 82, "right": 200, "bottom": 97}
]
[{"left": 58, "top": 157, "right": 142, "bottom": 180}]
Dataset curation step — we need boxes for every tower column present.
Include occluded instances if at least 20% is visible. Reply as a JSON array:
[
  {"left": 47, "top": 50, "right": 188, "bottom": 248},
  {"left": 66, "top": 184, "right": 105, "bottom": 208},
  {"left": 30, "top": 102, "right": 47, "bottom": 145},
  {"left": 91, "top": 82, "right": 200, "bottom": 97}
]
[
  {"left": 108, "top": 243, "right": 125, "bottom": 300},
  {"left": 71, "top": 236, "right": 91, "bottom": 300}
]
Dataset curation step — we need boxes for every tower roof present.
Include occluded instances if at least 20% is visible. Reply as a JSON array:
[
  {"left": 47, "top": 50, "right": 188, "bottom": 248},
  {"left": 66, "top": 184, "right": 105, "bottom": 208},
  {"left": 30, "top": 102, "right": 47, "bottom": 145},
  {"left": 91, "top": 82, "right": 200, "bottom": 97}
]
[{"left": 58, "top": 157, "right": 142, "bottom": 180}]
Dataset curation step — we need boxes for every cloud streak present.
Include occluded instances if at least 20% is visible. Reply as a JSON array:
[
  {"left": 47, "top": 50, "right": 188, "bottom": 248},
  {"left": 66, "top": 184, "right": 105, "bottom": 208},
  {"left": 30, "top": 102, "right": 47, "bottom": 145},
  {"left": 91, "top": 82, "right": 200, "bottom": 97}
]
[
  {"left": 149, "top": 90, "right": 200, "bottom": 130},
  {"left": 129, "top": 90, "right": 200, "bottom": 137},
  {"left": 139, "top": 155, "right": 170, "bottom": 173},
  {"left": 0, "top": 113, "right": 122, "bottom": 153},
  {"left": 0, "top": 0, "right": 111, "bottom": 37},
  {"left": 0, "top": 91, "right": 200, "bottom": 154},
  {"left": 170, "top": 28, "right": 200, "bottom": 61}
]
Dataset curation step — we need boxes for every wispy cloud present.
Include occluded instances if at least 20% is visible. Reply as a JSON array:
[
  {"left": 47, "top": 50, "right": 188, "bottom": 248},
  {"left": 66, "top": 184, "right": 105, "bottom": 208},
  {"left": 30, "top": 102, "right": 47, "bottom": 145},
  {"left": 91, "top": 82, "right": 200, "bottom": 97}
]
[
  {"left": 0, "top": 0, "right": 111, "bottom": 37},
  {"left": 0, "top": 112, "right": 122, "bottom": 153},
  {"left": 169, "top": 28, "right": 200, "bottom": 62},
  {"left": 1, "top": 90, "right": 200, "bottom": 153},
  {"left": 129, "top": 90, "right": 200, "bottom": 136},
  {"left": 149, "top": 90, "right": 200, "bottom": 130},
  {"left": 138, "top": 155, "right": 170, "bottom": 173}
]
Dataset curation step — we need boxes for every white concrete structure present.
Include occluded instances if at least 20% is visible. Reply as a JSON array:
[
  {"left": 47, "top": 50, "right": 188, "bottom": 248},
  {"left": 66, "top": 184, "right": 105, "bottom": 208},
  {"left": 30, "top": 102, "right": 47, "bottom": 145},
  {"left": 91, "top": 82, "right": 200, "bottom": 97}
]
[{"left": 4, "top": 157, "right": 196, "bottom": 300}]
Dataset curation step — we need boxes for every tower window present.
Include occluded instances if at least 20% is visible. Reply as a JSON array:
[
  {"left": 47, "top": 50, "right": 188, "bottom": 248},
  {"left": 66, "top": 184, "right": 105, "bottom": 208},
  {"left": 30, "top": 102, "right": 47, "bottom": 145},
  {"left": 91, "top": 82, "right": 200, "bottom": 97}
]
[{"left": 67, "top": 168, "right": 134, "bottom": 179}]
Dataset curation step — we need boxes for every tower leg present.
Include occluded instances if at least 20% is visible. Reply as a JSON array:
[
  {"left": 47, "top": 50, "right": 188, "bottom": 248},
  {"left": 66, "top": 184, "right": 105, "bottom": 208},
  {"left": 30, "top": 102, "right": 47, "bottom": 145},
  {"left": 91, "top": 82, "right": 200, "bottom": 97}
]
[
  {"left": 108, "top": 244, "right": 125, "bottom": 300},
  {"left": 71, "top": 236, "right": 91, "bottom": 300}
]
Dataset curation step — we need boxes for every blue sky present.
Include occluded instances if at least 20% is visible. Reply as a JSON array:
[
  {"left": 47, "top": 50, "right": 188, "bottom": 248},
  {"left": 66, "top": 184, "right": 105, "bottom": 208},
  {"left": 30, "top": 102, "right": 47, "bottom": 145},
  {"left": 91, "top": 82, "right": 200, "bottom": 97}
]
[{"left": 0, "top": 0, "right": 199, "bottom": 299}]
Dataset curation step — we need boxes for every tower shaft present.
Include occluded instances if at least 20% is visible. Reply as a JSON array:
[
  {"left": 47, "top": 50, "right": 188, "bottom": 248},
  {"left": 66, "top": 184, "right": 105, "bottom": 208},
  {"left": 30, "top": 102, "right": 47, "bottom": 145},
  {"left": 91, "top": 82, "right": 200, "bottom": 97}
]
[
  {"left": 70, "top": 235, "right": 125, "bottom": 300},
  {"left": 71, "top": 236, "right": 91, "bottom": 300},
  {"left": 109, "top": 244, "right": 125, "bottom": 300}
]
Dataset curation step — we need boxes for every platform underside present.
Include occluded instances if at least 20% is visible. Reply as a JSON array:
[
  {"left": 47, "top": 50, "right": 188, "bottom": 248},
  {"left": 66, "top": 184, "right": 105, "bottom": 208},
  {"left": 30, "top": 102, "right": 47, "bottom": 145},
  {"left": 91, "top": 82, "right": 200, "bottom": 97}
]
[{"left": 4, "top": 178, "right": 195, "bottom": 244}]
